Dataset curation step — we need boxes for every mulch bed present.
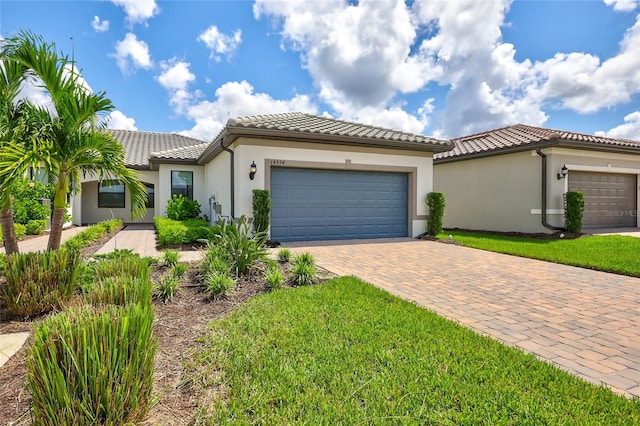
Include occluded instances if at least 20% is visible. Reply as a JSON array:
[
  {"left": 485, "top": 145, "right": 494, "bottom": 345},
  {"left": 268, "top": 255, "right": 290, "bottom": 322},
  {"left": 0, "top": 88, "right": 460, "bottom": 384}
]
[{"left": 0, "top": 246, "right": 336, "bottom": 425}]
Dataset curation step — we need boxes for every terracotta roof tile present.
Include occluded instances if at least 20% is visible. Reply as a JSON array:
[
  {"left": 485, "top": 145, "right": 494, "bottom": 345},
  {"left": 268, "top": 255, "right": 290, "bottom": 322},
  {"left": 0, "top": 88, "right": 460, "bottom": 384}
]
[
  {"left": 107, "top": 130, "right": 208, "bottom": 168},
  {"left": 435, "top": 124, "right": 640, "bottom": 161},
  {"left": 226, "top": 112, "right": 449, "bottom": 147}
]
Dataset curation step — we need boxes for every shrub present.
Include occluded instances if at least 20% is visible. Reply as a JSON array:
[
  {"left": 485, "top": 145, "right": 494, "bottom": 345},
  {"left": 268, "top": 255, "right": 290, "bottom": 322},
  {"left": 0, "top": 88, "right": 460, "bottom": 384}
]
[
  {"left": 565, "top": 191, "right": 585, "bottom": 234},
  {"left": 163, "top": 249, "right": 180, "bottom": 268},
  {"left": 203, "top": 247, "right": 231, "bottom": 276},
  {"left": 252, "top": 189, "right": 271, "bottom": 235},
  {"left": 26, "top": 219, "right": 47, "bottom": 235},
  {"left": 278, "top": 248, "right": 291, "bottom": 263},
  {"left": 426, "top": 192, "right": 446, "bottom": 237},
  {"left": 87, "top": 276, "right": 152, "bottom": 307},
  {"left": 204, "top": 272, "right": 235, "bottom": 299},
  {"left": 265, "top": 266, "right": 283, "bottom": 290},
  {"left": 1, "top": 249, "right": 80, "bottom": 317},
  {"left": 93, "top": 256, "right": 151, "bottom": 284},
  {"left": 291, "top": 262, "right": 316, "bottom": 286},
  {"left": 14, "top": 223, "right": 26, "bottom": 240},
  {"left": 154, "top": 275, "right": 181, "bottom": 303},
  {"left": 209, "top": 216, "right": 268, "bottom": 276},
  {"left": 27, "top": 304, "right": 156, "bottom": 425},
  {"left": 166, "top": 194, "right": 201, "bottom": 221},
  {"left": 294, "top": 251, "right": 315, "bottom": 267},
  {"left": 11, "top": 179, "right": 53, "bottom": 225},
  {"left": 171, "top": 262, "right": 188, "bottom": 278},
  {"left": 154, "top": 216, "right": 212, "bottom": 246}
]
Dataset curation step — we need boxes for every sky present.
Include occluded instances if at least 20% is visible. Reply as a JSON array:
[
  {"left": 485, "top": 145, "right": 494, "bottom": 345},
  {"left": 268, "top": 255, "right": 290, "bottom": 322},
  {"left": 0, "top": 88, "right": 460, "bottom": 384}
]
[{"left": 2, "top": 0, "right": 640, "bottom": 142}]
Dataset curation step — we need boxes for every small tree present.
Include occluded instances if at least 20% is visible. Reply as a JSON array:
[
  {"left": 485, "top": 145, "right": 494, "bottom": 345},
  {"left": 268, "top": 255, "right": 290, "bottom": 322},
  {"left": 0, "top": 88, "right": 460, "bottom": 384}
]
[
  {"left": 252, "top": 189, "right": 271, "bottom": 235},
  {"left": 426, "top": 192, "right": 446, "bottom": 237},
  {"left": 565, "top": 191, "right": 584, "bottom": 234}
]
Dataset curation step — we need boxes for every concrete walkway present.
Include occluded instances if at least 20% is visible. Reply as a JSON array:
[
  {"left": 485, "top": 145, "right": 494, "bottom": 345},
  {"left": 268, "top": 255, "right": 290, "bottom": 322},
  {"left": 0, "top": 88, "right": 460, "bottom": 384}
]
[
  {"left": 289, "top": 239, "right": 640, "bottom": 399},
  {"left": 93, "top": 223, "right": 203, "bottom": 262},
  {"left": 1, "top": 225, "right": 88, "bottom": 255}
]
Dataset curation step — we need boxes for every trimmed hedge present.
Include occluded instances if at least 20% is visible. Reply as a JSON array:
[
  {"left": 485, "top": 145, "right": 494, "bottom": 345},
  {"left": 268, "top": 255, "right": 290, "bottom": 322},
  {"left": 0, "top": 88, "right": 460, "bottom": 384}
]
[
  {"left": 154, "top": 216, "right": 214, "bottom": 246},
  {"left": 62, "top": 219, "right": 123, "bottom": 252},
  {"left": 426, "top": 192, "right": 446, "bottom": 237},
  {"left": 565, "top": 191, "right": 585, "bottom": 234}
]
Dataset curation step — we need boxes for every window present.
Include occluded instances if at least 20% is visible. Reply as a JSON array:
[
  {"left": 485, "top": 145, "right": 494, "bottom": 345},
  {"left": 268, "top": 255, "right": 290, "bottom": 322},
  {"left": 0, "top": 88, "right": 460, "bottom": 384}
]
[
  {"left": 29, "top": 166, "right": 48, "bottom": 184},
  {"left": 144, "top": 183, "right": 155, "bottom": 208},
  {"left": 171, "top": 171, "right": 193, "bottom": 200},
  {"left": 98, "top": 180, "right": 125, "bottom": 208}
]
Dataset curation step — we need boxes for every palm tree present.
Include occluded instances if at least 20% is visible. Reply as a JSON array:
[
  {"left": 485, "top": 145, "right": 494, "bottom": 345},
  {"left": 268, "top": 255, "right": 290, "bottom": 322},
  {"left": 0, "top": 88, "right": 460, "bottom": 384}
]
[
  {"left": 1, "top": 31, "right": 147, "bottom": 250},
  {"left": 0, "top": 51, "right": 33, "bottom": 255}
]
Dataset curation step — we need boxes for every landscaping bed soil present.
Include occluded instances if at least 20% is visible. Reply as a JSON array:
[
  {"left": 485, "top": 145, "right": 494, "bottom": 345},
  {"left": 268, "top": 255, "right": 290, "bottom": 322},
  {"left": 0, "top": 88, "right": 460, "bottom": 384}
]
[
  {"left": 0, "top": 256, "right": 336, "bottom": 425},
  {"left": 444, "top": 228, "right": 583, "bottom": 240}
]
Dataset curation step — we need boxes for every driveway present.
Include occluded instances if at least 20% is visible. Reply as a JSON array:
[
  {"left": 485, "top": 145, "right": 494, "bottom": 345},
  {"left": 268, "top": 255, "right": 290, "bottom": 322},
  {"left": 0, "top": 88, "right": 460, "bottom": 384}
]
[{"left": 289, "top": 239, "right": 640, "bottom": 398}]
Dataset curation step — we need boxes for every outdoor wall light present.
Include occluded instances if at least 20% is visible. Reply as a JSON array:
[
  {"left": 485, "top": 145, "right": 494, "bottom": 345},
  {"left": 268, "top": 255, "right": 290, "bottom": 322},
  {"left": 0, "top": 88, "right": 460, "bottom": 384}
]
[
  {"left": 557, "top": 164, "right": 568, "bottom": 180},
  {"left": 249, "top": 161, "right": 257, "bottom": 180}
]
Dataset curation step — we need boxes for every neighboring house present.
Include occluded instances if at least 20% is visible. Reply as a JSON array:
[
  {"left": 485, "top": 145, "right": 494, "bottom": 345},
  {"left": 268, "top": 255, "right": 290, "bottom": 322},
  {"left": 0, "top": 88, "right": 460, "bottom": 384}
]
[
  {"left": 74, "top": 113, "right": 451, "bottom": 242},
  {"left": 433, "top": 124, "right": 640, "bottom": 234}
]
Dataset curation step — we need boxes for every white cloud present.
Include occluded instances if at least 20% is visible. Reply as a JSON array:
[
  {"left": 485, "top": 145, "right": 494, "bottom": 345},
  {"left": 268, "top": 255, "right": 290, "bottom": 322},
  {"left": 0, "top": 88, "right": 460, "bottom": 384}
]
[
  {"left": 110, "top": 0, "right": 159, "bottom": 25},
  {"left": 596, "top": 111, "right": 640, "bottom": 140},
  {"left": 531, "top": 15, "right": 640, "bottom": 113},
  {"left": 91, "top": 16, "right": 109, "bottom": 32},
  {"left": 197, "top": 26, "right": 242, "bottom": 61},
  {"left": 180, "top": 80, "right": 317, "bottom": 141},
  {"left": 157, "top": 59, "right": 196, "bottom": 113},
  {"left": 254, "top": 0, "right": 439, "bottom": 109},
  {"left": 604, "top": 0, "right": 639, "bottom": 12},
  {"left": 253, "top": 0, "right": 640, "bottom": 138},
  {"left": 106, "top": 110, "right": 138, "bottom": 130},
  {"left": 112, "top": 33, "right": 153, "bottom": 74}
]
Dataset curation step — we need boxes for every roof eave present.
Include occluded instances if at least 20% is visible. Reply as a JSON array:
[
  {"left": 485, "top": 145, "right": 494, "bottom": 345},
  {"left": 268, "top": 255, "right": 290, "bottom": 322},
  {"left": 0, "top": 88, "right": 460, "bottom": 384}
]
[
  {"left": 434, "top": 139, "right": 640, "bottom": 164},
  {"left": 148, "top": 157, "right": 200, "bottom": 171},
  {"left": 198, "top": 127, "right": 450, "bottom": 164}
]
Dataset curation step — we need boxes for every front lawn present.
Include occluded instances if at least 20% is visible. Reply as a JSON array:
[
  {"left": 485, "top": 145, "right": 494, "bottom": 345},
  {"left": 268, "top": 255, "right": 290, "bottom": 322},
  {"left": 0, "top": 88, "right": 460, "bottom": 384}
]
[
  {"left": 190, "top": 277, "right": 640, "bottom": 424},
  {"left": 441, "top": 231, "right": 640, "bottom": 277}
]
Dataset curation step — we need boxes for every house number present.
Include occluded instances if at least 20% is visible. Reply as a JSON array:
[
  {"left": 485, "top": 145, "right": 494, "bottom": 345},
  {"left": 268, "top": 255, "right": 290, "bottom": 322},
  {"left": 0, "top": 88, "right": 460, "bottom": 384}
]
[{"left": 271, "top": 160, "right": 286, "bottom": 165}]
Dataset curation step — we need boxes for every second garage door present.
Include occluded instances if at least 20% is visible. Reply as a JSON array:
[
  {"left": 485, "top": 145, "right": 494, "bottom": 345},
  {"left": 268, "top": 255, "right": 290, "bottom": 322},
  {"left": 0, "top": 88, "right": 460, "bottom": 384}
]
[
  {"left": 568, "top": 171, "right": 637, "bottom": 228},
  {"left": 271, "top": 168, "right": 408, "bottom": 242}
]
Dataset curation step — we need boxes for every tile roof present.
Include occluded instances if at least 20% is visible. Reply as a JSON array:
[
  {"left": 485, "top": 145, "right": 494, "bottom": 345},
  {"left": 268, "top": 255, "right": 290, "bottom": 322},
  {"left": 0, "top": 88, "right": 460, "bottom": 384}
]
[
  {"left": 107, "top": 130, "right": 208, "bottom": 168},
  {"left": 435, "top": 124, "right": 640, "bottom": 161},
  {"left": 226, "top": 112, "right": 450, "bottom": 148},
  {"left": 151, "top": 142, "right": 211, "bottom": 161}
]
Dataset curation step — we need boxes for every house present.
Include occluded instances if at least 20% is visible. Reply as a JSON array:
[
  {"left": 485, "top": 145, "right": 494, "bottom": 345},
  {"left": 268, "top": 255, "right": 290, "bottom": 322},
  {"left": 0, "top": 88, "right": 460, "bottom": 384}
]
[
  {"left": 433, "top": 124, "right": 640, "bottom": 234},
  {"left": 74, "top": 113, "right": 451, "bottom": 242}
]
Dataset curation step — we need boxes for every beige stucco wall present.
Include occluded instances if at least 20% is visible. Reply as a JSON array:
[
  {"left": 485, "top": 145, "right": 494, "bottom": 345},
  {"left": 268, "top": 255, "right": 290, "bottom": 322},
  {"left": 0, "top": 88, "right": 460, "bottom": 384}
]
[
  {"left": 434, "top": 147, "right": 640, "bottom": 233},
  {"left": 157, "top": 164, "right": 206, "bottom": 219},
  {"left": 80, "top": 170, "right": 159, "bottom": 225},
  {"left": 547, "top": 147, "right": 640, "bottom": 228},
  {"left": 223, "top": 137, "right": 434, "bottom": 238},
  {"left": 434, "top": 150, "right": 550, "bottom": 233},
  {"left": 204, "top": 151, "right": 232, "bottom": 222}
]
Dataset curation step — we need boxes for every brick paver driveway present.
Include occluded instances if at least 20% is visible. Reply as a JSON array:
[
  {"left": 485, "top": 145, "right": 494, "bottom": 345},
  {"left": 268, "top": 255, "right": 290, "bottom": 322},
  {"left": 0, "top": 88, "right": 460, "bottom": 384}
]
[{"left": 289, "top": 239, "right": 640, "bottom": 398}]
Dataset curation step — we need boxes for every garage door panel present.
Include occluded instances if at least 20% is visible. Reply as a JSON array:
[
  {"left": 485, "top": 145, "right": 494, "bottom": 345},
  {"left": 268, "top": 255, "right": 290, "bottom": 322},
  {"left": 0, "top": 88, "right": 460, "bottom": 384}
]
[
  {"left": 568, "top": 171, "right": 637, "bottom": 228},
  {"left": 271, "top": 168, "right": 408, "bottom": 241}
]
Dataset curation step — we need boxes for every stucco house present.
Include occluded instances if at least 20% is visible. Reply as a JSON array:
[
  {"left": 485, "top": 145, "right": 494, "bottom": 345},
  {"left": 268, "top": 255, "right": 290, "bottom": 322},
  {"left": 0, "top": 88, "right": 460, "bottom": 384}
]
[
  {"left": 73, "top": 112, "right": 451, "bottom": 242},
  {"left": 433, "top": 124, "right": 640, "bottom": 233}
]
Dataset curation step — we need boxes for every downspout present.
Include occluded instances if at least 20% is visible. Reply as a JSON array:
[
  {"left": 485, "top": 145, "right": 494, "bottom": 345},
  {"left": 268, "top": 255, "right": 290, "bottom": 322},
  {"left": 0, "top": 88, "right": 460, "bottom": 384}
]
[
  {"left": 221, "top": 137, "right": 235, "bottom": 219},
  {"left": 535, "top": 147, "right": 565, "bottom": 231}
]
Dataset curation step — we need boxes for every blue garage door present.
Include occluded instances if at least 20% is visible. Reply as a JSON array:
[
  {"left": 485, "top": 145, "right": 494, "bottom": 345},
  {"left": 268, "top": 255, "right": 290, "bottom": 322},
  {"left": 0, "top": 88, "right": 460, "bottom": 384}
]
[{"left": 271, "top": 168, "right": 408, "bottom": 242}]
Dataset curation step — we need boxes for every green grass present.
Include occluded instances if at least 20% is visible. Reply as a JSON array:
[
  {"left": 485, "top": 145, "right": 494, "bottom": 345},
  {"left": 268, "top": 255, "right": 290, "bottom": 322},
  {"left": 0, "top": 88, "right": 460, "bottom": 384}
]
[
  {"left": 442, "top": 231, "right": 640, "bottom": 277},
  {"left": 191, "top": 277, "right": 640, "bottom": 425}
]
